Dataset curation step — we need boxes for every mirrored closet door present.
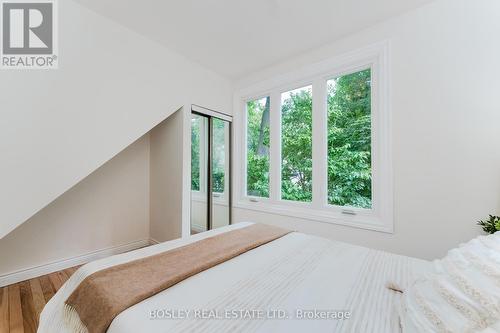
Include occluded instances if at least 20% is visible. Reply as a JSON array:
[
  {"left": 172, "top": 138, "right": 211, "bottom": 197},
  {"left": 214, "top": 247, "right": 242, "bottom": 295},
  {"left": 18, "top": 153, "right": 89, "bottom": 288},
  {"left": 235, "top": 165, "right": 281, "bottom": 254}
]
[{"left": 190, "top": 106, "right": 232, "bottom": 235}]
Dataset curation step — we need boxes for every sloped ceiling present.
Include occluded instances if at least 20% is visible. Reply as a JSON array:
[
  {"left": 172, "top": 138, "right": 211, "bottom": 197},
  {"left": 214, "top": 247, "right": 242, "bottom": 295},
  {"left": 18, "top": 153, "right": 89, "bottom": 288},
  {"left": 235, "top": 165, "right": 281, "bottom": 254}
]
[
  {"left": 74, "top": 0, "right": 435, "bottom": 78},
  {"left": 0, "top": 0, "right": 232, "bottom": 239}
]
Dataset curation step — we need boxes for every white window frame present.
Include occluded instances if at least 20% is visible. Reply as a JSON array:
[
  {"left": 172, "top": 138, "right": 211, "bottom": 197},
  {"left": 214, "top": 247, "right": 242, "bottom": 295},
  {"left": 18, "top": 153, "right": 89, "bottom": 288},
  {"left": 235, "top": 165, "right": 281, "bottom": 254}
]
[{"left": 233, "top": 41, "right": 393, "bottom": 233}]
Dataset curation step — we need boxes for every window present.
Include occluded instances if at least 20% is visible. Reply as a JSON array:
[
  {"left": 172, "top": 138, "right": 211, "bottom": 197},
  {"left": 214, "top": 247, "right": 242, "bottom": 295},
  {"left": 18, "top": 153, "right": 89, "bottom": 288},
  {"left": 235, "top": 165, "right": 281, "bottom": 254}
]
[
  {"left": 327, "top": 69, "right": 372, "bottom": 209},
  {"left": 246, "top": 97, "right": 270, "bottom": 197},
  {"left": 235, "top": 42, "right": 392, "bottom": 232},
  {"left": 191, "top": 114, "right": 203, "bottom": 191},
  {"left": 212, "top": 117, "right": 228, "bottom": 194},
  {"left": 281, "top": 86, "right": 312, "bottom": 202},
  {"left": 191, "top": 115, "right": 229, "bottom": 196}
]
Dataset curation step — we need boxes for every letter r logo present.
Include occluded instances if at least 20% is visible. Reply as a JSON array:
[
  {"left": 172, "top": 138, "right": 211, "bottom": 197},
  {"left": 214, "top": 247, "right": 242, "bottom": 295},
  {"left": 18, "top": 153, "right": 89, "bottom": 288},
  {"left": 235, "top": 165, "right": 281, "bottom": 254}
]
[{"left": 2, "top": 2, "right": 53, "bottom": 54}]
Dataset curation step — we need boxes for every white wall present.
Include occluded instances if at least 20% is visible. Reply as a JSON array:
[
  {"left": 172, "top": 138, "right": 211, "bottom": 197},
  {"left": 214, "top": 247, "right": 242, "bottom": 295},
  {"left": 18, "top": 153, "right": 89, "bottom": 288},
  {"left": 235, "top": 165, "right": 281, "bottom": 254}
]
[
  {"left": 233, "top": 0, "right": 500, "bottom": 260},
  {"left": 0, "top": 0, "right": 233, "bottom": 239},
  {"left": 150, "top": 109, "right": 185, "bottom": 242},
  {"left": 0, "top": 135, "right": 150, "bottom": 277}
]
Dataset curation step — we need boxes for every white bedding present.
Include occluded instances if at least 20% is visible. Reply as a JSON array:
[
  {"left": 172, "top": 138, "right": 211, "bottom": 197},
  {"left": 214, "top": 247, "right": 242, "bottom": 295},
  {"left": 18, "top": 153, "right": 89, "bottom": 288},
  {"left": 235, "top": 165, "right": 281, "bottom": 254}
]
[
  {"left": 38, "top": 223, "right": 431, "bottom": 333},
  {"left": 399, "top": 232, "right": 500, "bottom": 332}
]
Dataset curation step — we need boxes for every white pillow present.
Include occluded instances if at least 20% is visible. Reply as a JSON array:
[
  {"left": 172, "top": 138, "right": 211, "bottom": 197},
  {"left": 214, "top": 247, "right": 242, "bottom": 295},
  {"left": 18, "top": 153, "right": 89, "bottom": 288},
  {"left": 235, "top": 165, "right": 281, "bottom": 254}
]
[{"left": 399, "top": 232, "right": 500, "bottom": 332}]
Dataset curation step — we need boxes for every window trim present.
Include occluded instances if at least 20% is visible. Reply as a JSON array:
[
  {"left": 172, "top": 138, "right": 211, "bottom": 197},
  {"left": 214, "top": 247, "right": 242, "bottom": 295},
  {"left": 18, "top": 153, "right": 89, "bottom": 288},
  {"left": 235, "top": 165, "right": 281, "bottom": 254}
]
[{"left": 233, "top": 41, "right": 392, "bottom": 233}]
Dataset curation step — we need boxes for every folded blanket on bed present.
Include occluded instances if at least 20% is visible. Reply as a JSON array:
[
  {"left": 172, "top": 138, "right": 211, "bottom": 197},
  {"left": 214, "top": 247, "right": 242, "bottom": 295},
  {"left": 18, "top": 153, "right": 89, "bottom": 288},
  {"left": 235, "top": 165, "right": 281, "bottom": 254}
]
[{"left": 64, "top": 223, "right": 292, "bottom": 333}]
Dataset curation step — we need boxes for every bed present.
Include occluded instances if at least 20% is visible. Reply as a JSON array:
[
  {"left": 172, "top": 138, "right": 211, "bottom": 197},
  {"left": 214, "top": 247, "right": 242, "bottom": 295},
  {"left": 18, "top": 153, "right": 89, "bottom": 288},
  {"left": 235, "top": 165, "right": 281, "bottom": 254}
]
[{"left": 38, "top": 222, "right": 432, "bottom": 333}]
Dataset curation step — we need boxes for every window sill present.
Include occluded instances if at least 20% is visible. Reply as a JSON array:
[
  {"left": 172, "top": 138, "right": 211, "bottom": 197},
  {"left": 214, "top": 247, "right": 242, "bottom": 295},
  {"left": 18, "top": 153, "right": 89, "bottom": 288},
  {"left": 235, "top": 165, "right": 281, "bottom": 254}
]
[
  {"left": 191, "top": 192, "right": 229, "bottom": 206},
  {"left": 233, "top": 200, "right": 393, "bottom": 234}
]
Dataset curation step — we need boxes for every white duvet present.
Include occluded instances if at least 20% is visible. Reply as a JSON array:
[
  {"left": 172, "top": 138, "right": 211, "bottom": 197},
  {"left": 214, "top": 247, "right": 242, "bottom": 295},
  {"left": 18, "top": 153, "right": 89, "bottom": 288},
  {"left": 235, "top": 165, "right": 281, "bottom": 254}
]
[{"left": 39, "top": 223, "right": 430, "bottom": 333}]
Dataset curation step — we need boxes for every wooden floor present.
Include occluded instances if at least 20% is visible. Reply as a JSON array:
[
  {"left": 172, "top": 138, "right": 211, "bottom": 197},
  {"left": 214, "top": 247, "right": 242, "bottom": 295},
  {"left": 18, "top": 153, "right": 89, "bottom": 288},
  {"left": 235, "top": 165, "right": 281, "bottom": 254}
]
[{"left": 0, "top": 265, "right": 81, "bottom": 333}]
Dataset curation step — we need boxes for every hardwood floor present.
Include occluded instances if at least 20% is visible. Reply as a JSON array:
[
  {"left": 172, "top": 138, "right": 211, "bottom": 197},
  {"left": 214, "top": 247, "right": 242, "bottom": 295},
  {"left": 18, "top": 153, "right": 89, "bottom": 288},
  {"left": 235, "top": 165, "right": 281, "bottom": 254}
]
[{"left": 0, "top": 266, "right": 81, "bottom": 333}]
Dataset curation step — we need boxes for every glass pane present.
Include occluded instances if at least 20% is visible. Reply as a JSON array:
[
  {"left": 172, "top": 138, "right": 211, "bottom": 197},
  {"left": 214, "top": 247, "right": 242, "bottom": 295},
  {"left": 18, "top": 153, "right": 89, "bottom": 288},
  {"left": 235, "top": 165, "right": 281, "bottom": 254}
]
[
  {"left": 212, "top": 118, "right": 226, "bottom": 194},
  {"left": 246, "top": 97, "right": 270, "bottom": 197},
  {"left": 191, "top": 114, "right": 208, "bottom": 234},
  {"left": 191, "top": 115, "right": 201, "bottom": 191},
  {"left": 281, "top": 85, "right": 313, "bottom": 202},
  {"left": 212, "top": 118, "right": 230, "bottom": 229},
  {"left": 327, "top": 69, "right": 372, "bottom": 209}
]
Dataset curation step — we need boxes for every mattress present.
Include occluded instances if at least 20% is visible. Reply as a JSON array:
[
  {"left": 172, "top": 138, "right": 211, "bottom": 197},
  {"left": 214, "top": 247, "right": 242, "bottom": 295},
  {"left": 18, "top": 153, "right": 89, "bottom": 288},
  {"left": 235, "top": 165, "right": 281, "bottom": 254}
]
[{"left": 38, "top": 222, "right": 431, "bottom": 333}]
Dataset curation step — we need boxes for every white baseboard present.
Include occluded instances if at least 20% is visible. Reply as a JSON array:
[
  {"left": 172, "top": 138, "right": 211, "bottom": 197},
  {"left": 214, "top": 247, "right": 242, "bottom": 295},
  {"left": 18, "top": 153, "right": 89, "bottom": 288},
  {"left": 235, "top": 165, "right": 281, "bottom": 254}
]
[{"left": 0, "top": 238, "right": 152, "bottom": 288}]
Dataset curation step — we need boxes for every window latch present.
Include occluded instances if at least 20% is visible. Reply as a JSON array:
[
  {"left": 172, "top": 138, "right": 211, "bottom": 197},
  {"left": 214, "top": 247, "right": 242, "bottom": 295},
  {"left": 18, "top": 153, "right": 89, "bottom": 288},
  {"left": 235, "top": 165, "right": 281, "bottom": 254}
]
[
  {"left": 341, "top": 209, "right": 356, "bottom": 216},
  {"left": 249, "top": 198, "right": 259, "bottom": 203}
]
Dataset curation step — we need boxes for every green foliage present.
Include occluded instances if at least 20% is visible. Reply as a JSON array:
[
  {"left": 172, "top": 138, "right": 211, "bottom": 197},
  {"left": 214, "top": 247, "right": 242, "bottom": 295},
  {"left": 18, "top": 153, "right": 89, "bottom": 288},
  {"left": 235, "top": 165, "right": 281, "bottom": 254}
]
[
  {"left": 327, "top": 69, "right": 372, "bottom": 208},
  {"left": 212, "top": 172, "right": 224, "bottom": 193},
  {"left": 477, "top": 215, "right": 500, "bottom": 234},
  {"left": 281, "top": 88, "right": 313, "bottom": 202},
  {"left": 247, "top": 152, "right": 269, "bottom": 197},
  {"left": 247, "top": 98, "right": 270, "bottom": 197},
  {"left": 191, "top": 116, "right": 227, "bottom": 193},
  {"left": 212, "top": 118, "right": 226, "bottom": 193},
  {"left": 191, "top": 117, "right": 200, "bottom": 191}
]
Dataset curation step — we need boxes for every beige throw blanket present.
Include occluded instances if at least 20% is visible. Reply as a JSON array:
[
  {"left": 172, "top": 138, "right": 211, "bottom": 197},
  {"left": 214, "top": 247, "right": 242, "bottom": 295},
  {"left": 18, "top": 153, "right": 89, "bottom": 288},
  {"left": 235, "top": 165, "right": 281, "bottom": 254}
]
[{"left": 64, "top": 223, "right": 292, "bottom": 333}]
